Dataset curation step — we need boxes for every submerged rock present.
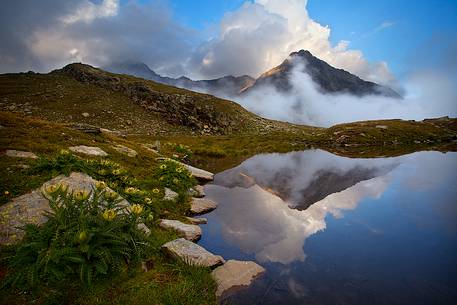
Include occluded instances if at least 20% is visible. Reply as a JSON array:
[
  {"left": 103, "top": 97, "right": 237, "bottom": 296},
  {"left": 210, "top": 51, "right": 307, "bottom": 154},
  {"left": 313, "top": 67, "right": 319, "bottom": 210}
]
[
  {"left": 69, "top": 145, "right": 108, "bottom": 156},
  {"left": 185, "top": 216, "right": 208, "bottom": 224},
  {"left": 212, "top": 260, "right": 266, "bottom": 298},
  {"left": 159, "top": 219, "right": 201, "bottom": 241},
  {"left": 190, "top": 198, "right": 217, "bottom": 214},
  {"left": 5, "top": 150, "right": 38, "bottom": 159},
  {"left": 161, "top": 238, "right": 225, "bottom": 268}
]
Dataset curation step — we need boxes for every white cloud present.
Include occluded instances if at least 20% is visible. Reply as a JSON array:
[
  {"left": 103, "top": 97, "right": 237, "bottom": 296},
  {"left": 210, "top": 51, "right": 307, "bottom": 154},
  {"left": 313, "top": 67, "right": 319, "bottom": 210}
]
[
  {"left": 190, "top": 0, "right": 395, "bottom": 85},
  {"left": 61, "top": 0, "right": 119, "bottom": 24},
  {"left": 375, "top": 20, "right": 395, "bottom": 32}
]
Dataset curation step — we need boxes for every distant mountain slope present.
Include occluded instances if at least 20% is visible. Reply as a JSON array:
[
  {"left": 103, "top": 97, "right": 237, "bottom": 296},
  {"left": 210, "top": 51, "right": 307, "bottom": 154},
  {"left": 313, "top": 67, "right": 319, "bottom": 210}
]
[
  {"left": 242, "top": 50, "right": 402, "bottom": 98},
  {"left": 104, "top": 61, "right": 255, "bottom": 97},
  {"left": 0, "top": 63, "right": 300, "bottom": 136}
]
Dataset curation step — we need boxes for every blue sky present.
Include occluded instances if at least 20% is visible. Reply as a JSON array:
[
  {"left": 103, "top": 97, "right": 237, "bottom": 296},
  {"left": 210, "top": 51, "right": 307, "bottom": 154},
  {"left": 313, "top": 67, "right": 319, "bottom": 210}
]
[{"left": 167, "top": 0, "right": 457, "bottom": 78}]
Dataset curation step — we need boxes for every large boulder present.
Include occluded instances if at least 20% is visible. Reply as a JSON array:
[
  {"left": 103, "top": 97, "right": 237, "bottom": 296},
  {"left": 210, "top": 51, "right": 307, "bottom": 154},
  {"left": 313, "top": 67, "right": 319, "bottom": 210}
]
[
  {"left": 212, "top": 260, "right": 266, "bottom": 298},
  {"left": 159, "top": 219, "right": 202, "bottom": 241},
  {"left": 69, "top": 145, "right": 108, "bottom": 156},
  {"left": 161, "top": 238, "right": 225, "bottom": 268},
  {"left": 0, "top": 172, "right": 128, "bottom": 245},
  {"left": 190, "top": 198, "right": 217, "bottom": 214}
]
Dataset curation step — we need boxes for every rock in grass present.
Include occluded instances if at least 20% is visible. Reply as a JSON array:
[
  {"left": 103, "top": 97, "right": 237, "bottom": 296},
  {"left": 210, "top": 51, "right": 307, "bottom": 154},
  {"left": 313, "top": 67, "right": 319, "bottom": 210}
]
[
  {"left": 164, "top": 188, "right": 179, "bottom": 201},
  {"left": 69, "top": 145, "right": 108, "bottom": 156},
  {"left": 190, "top": 198, "right": 217, "bottom": 214},
  {"left": 112, "top": 144, "right": 137, "bottom": 157},
  {"left": 0, "top": 172, "right": 128, "bottom": 245},
  {"left": 156, "top": 158, "right": 214, "bottom": 181},
  {"left": 185, "top": 217, "right": 207, "bottom": 224},
  {"left": 212, "top": 260, "right": 266, "bottom": 298},
  {"left": 5, "top": 150, "right": 38, "bottom": 159},
  {"left": 137, "top": 223, "right": 151, "bottom": 235},
  {"left": 161, "top": 238, "right": 224, "bottom": 268},
  {"left": 159, "top": 219, "right": 201, "bottom": 241}
]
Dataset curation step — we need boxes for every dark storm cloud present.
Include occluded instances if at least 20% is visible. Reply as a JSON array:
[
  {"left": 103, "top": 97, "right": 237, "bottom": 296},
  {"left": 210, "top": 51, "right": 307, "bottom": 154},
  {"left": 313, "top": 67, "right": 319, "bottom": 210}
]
[{"left": 0, "top": 0, "right": 196, "bottom": 76}]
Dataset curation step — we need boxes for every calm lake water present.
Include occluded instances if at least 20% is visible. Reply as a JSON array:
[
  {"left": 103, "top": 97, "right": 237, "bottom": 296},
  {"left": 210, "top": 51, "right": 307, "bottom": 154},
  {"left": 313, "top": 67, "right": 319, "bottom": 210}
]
[{"left": 197, "top": 150, "right": 457, "bottom": 305}]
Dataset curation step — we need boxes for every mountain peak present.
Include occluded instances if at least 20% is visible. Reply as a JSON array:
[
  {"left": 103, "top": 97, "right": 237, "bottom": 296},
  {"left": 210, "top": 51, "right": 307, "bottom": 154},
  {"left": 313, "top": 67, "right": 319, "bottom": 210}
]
[{"left": 246, "top": 49, "right": 401, "bottom": 98}]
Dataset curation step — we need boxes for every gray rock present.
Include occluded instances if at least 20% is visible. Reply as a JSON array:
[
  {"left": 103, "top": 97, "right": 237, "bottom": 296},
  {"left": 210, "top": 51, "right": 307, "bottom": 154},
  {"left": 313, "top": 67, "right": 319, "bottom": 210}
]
[
  {"left": 0, "top": 172, "right": 128, "bottom": 245},
  {"left": 193, "top": 185, "right": 206, "bottom": 197},
  {"left": 190, "top": 198, "right": 217, "bottom": 214},
  {"left": 161, "top": 238, "right": 225, "bottom": 268},
  {"left": 376, "top": 125, "right": 388, "bottom": 129},
  {"left": 112, "top": 144, "right": 137, "bottom": 157},
  {"left": 137, "top": 223, "right": 151, "bottom": 235},
  {"left": 212, "top": 260, "right": 266, "bottom": 298},
  {"left": 82, "top": 112, "right": 90, "bottom": 118},
  {"left": 69, "top": 145, "right": 108, "bottom": 156},
  {"left": 70, "top": 123, "right": 101, "bottom": 134},
  {"left": 5, "top": 150, "right": 38, "bottom": 159},
  {"left": 156, "top": 158, "right": 213, "bottom": 180},
  {"left": 159, "top": 219, "right": 201, "bottom": 241},
  {"left": 164, "top": 188, "right": 179, "bottom": 201},
  {"left": 185, "top": 164, "right": 214, "bottom": 181},
  {"left": 185, "top": 217, "right": 208, "bottom": 224}
]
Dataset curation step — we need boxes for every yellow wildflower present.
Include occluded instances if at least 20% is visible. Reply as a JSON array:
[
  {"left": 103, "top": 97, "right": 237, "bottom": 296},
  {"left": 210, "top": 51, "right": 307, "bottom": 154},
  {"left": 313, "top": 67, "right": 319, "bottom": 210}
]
[
  {"left": 152, "top": 188, "right": 160, "bottom": 194},
  {"left": 173, "top": 178, "right": 180, "bottom": 184},
  {"left": 4, "top": 191, "right": 9, "bottom": 196},
  {"left": 73, "top": 189, "right": 90, "bottom": 201},
  {"left": 102, "top": 209, "right": 116, "bottom": 221},
  {"left": 130, "top": 204, "right": 143, "bottom": 215},
  {"left": 188, "top": 172, "right": 193, "bottom": 178},
  {"left": 159, "top": 176, "right": 165, "bottom": 181},
  {"left": 125, "top": 187, "right": 138, "bottom": 194},
  {"left": 160, "top": 164, "right": 167, "bottom": 170},
  {"left": 44, "top": 184, "right": 58, "bottom": 194},
  {"left": 104, "top": 190, "right": 118, "bottom": 200},
  {"left": 95, "top": 181, "right": 106, "bottom": 190},
  {"left": 176, "top": 167, "right": 183, "bottom": 173},
  {"left": 112, "top": 169, "right": 121, "bottom": 175},
  {"left": 78, "top": 231, "right": 88, "bottom": 242},
  {"left": 59, "top": 149, "right": 70, "bottom": 155},
  {"left": 98, "top": 169, "right": 107, "bottom": 175},
  {"left": 144, "top": 197, "right": 152, "bottom": 205}
]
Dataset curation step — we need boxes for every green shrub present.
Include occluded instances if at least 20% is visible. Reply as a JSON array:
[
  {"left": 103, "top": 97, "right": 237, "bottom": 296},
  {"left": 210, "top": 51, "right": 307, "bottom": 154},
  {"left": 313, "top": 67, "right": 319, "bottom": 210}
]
[
  {"left": 172, "top": 144, "right": 193, "bottom": 163},
  {"left": 4, "top": 184, "right": 150, "bottom": 290},
  {"left": 154, "top": 159, "right": 196, "bottom": 193}
]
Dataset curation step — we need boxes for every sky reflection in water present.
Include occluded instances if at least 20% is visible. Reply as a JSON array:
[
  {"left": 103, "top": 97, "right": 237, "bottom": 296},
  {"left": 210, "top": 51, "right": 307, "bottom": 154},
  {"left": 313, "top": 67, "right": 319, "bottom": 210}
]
[{"left": 198, "top": 150, "right": 457, "bottom": 305}]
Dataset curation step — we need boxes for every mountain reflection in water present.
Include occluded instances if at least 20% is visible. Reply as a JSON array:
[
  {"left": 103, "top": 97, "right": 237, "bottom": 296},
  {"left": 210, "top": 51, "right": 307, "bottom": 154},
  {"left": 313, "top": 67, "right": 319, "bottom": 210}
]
[{"left": 198, "top": 150, "right": 457, "bottom": 305}]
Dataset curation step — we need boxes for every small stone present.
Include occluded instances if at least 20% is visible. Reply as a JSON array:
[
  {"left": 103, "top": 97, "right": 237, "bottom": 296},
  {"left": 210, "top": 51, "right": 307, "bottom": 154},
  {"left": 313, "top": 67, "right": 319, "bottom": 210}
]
[
  {"left": 159, "top": 219, "right": 201, "bottom": 241},
  {"left": 137, "top": 223, "right": 151, "bottom": 235},
  {"left": 156, "top": 158, "right": 213, "bottom": 181},
  {"left": 375, "top": 125, "right": 388, "bottom": 129},
  {"left": 161, "top": 238, "right": 225, "bottom": 268},
  {"left": 112, "top": 144, "right": 137, "bottom": 157},
  {"left": 82, "top": 112, "right": 90, "bottom": 118},
  {"left": 193, "top": 185, "right": 205, "bottom": 197},
  {"left": 69, "top": 145, "right": 108, "bottom": 156},
  {"left": 164, "top": 188, "right": 179, "bottom": 201},
  {"left": 5, "top": 150, "right": 38, "bottom": 159},
  {"left": 190, "top": 198, "right": 217, "bottom": 214},
  {"left": 185, "top": 217, "right": 207, "bottom": 224},
  {"left": 212, "top": 260, "right": 266, "bottom": 298}
]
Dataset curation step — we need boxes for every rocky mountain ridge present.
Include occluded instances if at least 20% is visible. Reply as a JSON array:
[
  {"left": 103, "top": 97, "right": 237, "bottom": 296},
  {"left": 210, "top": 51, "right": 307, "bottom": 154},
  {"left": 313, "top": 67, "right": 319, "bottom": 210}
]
[{"left": 243, "top": 50, "right": 402, "bottom": 98}]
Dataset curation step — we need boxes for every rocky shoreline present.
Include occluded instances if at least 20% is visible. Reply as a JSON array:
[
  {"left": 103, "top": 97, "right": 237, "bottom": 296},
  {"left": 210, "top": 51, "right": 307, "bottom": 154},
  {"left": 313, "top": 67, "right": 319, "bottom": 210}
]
[{"left": 0, "top": 146, "right": 265, "bottom": 302}]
